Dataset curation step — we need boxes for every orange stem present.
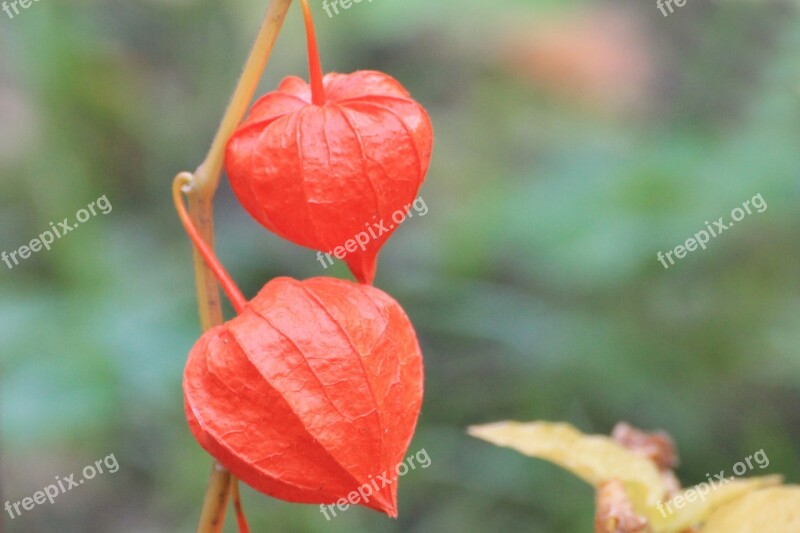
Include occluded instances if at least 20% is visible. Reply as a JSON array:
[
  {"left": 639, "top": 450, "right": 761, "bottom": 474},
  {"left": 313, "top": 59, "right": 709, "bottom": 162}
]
[
  {"left": 300, "top": 0, "right": 325, "bottom": 105},
  {"left": 173, "top": 173, "right": 247, "bottom": 314},
  {"left": 231, "top": 478, "right": 251, "bottom": 533}
]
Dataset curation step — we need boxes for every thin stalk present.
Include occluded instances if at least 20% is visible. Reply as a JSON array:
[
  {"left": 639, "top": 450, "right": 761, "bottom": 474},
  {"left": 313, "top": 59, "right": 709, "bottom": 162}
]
[
  {"left": 174, "top": 1, "right": 294, "bottom": 531},
  {"left": 173, "top": 173, "right": 247, "bottom": 314},
  {"left": 193, "top": 0, "right": 296, "bottom": 195},
  {"left": 231, "top": 477, "right": 251, "bottom": 533},
  {"left": 196, "top": 463, "right": 232, "bottom": 533},
  {"left": 300, "top": 0, "right": 325, "bottom": 105}
]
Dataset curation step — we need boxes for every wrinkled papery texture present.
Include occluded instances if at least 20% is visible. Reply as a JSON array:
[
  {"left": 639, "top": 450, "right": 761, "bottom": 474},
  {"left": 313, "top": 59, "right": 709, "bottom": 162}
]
[
  {"left": 183, "top": 277, "right": 424, "bottom": 516},
  {"left": 225, "top": 71, "right": 434, "bottom": 284}
]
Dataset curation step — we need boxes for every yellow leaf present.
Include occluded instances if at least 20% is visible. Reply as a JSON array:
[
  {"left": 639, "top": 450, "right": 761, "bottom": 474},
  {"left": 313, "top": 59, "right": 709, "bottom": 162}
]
[
  {"left": 649, "top": 476, "right": 782, "bottom": 533},
  {"left": 468, "top": 421, "right": 784, "bottom": 533},
  {"left": 468, "top": 421, "right": 667, "bottom": 512},
  {"left": 699, "top": 486, "right": 800, "bottom": 533}
]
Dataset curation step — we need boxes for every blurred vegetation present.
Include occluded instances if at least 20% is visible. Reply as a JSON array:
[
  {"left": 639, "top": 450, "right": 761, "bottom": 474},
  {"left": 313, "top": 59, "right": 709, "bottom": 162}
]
[{"left": 1, "top": 0, "right": 800, "bottom": 531}]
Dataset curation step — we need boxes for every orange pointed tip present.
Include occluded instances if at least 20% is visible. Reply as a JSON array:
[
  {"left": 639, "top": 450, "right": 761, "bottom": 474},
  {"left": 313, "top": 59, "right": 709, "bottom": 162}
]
[
  {"left": 347, "top": 252, "right": 379, "bottom": 285},
  {"left": 364, "top": 483, "right": 398, "bottom": 517}
]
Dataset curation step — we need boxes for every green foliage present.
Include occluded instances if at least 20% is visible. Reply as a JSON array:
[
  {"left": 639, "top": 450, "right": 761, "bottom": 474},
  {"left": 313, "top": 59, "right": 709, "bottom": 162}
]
[{"left": 1, "top": 0, "right": 799, "bottom": 531}]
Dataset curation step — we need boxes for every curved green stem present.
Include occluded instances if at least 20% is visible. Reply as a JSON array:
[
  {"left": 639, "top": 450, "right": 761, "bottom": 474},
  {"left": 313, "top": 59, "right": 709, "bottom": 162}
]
[{"left": 174, "top": 1, "right": 294, "bottom": 531}]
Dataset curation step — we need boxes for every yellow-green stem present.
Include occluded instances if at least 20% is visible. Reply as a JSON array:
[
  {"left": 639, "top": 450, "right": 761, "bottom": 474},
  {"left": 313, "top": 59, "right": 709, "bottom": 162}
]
[
  {"left": 193, "top": 0, "right": 295, "bottom": 196},
  {"left": 179, "top": 1, "right": 294, "bottom": 531}
]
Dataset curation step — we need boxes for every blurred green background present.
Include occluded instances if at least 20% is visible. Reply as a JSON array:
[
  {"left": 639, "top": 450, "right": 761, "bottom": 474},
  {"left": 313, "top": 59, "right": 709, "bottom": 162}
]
[{"left": 2, "top": 0, "right": 800, "bottom": 531}]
